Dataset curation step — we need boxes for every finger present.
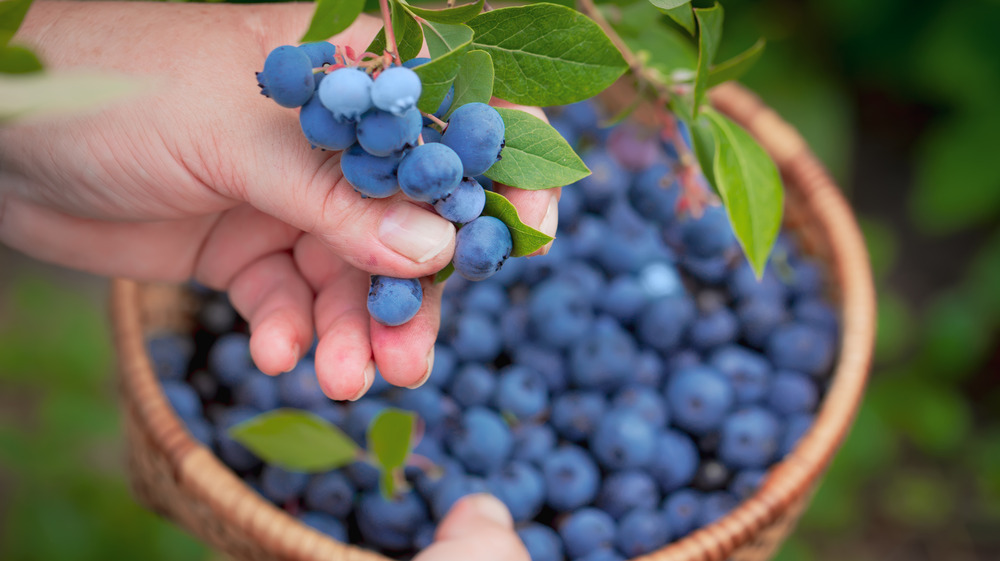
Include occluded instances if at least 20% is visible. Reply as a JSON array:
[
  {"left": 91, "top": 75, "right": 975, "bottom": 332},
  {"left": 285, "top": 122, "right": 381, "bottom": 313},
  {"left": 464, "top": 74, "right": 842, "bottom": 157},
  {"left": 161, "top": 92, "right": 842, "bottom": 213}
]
[
  {"left": 414, "top": 494, "right": 529, "bottom": 561},
  {"left": 369, "top": 278, "right": 443, "bottom": 389},
  {"left": 226, "top": 252, "right": 314, "bottom": 375},
  {"left": 295, "top": 235, "right": 375, "bottom": 401},
  {"left": 495, "top": 184, "right": 561, "bottom": 256}
]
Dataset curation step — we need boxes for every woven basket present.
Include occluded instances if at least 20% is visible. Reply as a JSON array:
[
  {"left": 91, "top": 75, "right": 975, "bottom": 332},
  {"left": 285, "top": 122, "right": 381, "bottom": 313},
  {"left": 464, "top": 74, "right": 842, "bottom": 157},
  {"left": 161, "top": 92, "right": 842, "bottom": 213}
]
[{"left": 112, "top": 82, "right": 876, "bottom": 561}]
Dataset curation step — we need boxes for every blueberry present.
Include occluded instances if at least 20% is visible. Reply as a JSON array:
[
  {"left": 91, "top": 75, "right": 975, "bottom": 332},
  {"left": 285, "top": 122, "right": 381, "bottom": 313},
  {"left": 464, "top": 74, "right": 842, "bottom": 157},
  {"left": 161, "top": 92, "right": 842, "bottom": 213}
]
[
  {"left": 448, "top": 311, "right": 502, "bottom": 363},
  {"left": 577, "top": 150, "right": 628, "bottom": 210},
  {"left": 590, "top": 410, "right": 656, "bottom": 470},
  {"left": 597, "top": 470, "right": 660, "bottom": 519},
  {"left": 562, "top": 100, "right": 601, "bottom": 131},
  {"left": 233, "top": 372, "right": 279, "bottom": 411},
  {"left": 434, "top": 177, "right": 486, "bottom": 224},
  {"left": 260, "top": 465, "right": 309, "bottom": 504},
  {"left": 453, "top": 216, "right": 513, "bottom": 281},
  {"left": 551, "top": 391, "right": 607, "bottom": 442},
  {"left": 708, "top": 345, "right": 772, "bottom": 405},
  {"left": 486, "top": 461, "right": 546, "bottom": 522},
  {"left": 397, "top": 142, "right": 464, "bottom": 203},
  {"left": 542, "top": 445, "right": 600, "bottom": 512},
  {"left": 630, "top": 161, "right": 680, "bottom": 225},
  {"left": 636, "top": 294, "right": 696, "bottom": 353},
  {"left": 729, "top": 469, "right": 766, "bottom": 500},
  {"left": 648, "top": 429, "right": 699, "bottom": 493},
  {"left": 185, "top": 417, "right": 213, "bottom": 448},
  {"left": 728, "top": 261, "right": 787, "bottom": 303},
  {"left": 599, "top": 275, "right": 646, "bottom": 323},
  {"left": 344, "top": 459, "right": 380, "bottom": 492},
  {"left": 512, "top": 422, "right": 557, "bottom": 465},
  {"left": 299, "top": 511, "right": 348, "bottom": 542},
  {"left": 441, "top": 102, "right": 505, "bottom": 176},
  {"left": 207, "top": 332, "right": 253, "bottom": 386},
  {"left": 421, "top": 125, "right": 442, "bottom": 143},
  {"left": 737, "top": 295, "right": 787, "bottom": 349},
  {"left": 557, "top": 260, "right": 606, "bottom": 302},
  {"left": 356, "top": 107, "right": 422, "bottom": 157},
  {"left": 367, "top": 275, "right": 423, "bottom": 327},
  {"left": 789, "top": 260, "right": 824, "bottom": 297},
  {"left": 215, "top": 406, "right": 262, "bottom": 472},
  {"left": 633, "top": 350, "right": 666, "bottom": 388},
  {"left": 278, "top": 362, "right": 327, "bottom": 409},
  {"left": 500, "top": 304, "right": 531, "bottom": 352},
  {"left": 718, "top": 407, "right": 781, "bottom": 469},
  {"left": 557, "top": 183, "right": 585, "bottom": 228},
  {"left": 768, "top": 370, "right": 819, "bottom": 415},
  {"left": 257, "top": 45, "right": 315, "bottom": 108},
  {"left": 161, "top": 380, "right": 201, "bottom": 420},
  {"left": 518, "top": 523, "right": 564, "bottom": 561},
  {"left": 446, "top": 407, "right": 512, "bottom": 474},
  {"left": 780, "top": 413, "right": 813, "bottom": 457},
  {"left": 303, "top": 471, "right": 355, "bottom": 518},
  {"left": 699, "top": 491, "right": 738, "bottom": 527},
  {"left": 392, "top": 385, "right": 448, "bottom": 429},
  {"left": 794, "top": 297, "right": 839, "bottom": 336},
  {"left": 550, "top": 116, "right": 580, "bottom": 148},
  {"left": 430, "top": 472, "right": 487, "bottom": 520},
  {"left": 426, "top": 343, "right": 457, "bottom": 389},
  {"left": 495, "top": 365, "right": 548, "bottom": 421},
  {"left": 616, "top": 508, "right": 671, "bottom": 557},
  {"left": 371, "top": 66, "right": 422, "bottom": 116},
  {"left": 611, "top": 386, "right": 669, "bottom": 429},
  {"left": 299, "top": 93, "right": 357, "bottom": 151},
  {"left": 638, "top": 261, "right": 684, "bottom": 300},
  {"left": 568, "top": 215, "right": 609, "bottom": 259},
  {"left": 680, "top": 205, "right": 736, "bottom": 258},
  {"left": 345, "top": 398, "right": 388, "bottom": 445},
  {"left": 577, "top": 549, "right": 626, "bottom": 561},
  {"left": 448, "top": 363, "right": 496, "bottom": 408},
  {"left": 569, "top": 316, "right": 638, "bottom": 391},
  {"left": 341, "top": 143, "right": 401, "bottom": 198},
  {"left": 413, "top": 522, "right": 436, "bottom": 550},
  {"left": 307, "top": 402, "right": 346, "bottom": 429},
  {"left": 462, "top": 281, "right": 508, "bottom": 316},
  {"left": 662, "top": 489, "right": 702, "bottom": 538},
  {"left": 665, "top": 364, "right": 735, "bottom": 435},
  {"left": 766, "top": 322, "right": 836, "bottom": 377},
  {"left": 317, "top": 67, "right": 372, "bottom": 121},
  {"left": 680, "top": 254, "right": 730, "bottom": 285},
  {"left": 298, "top": 41, "right": 337, "bottom": 66},
  {"left": 146, "top": 334, "right": 193, "bottom": 380},
  {"left": 356, "top": 490, "right": 428, "bottom": 550},
  {"left": 559, "top": 507, "right": 617, "bottom": 559}
]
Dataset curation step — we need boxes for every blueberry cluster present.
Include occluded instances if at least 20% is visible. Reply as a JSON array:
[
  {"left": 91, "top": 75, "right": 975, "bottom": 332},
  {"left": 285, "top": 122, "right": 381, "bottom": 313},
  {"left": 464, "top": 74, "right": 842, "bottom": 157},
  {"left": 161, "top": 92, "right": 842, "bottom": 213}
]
[
  {"left": 257, "top": 46, "right": 514, "bottom": 327},
  {"left": 149, "top": 100, "right": 838, "bottom": 561}
]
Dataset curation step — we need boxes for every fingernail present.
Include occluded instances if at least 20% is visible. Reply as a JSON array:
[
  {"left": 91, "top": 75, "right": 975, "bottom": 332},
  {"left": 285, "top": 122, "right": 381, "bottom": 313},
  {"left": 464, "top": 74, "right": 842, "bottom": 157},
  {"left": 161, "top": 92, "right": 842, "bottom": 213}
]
[
  {"left": 536, "top": 196, "right": 559, "bottom": 255},
  {"left": 407, "top": 347, "right": 435, "bottom": 389},
  {"left": 349, "top": 361, "right": 376, "bottom": 401},
  {"left": 283, "top": 344, "right": 300, "bottom": 373},
  {"left": 379, "top": 202, "right": 455, "bottom": 263},
  {"left": 464, "top": 494, "right": 513, "bottom": 527}
]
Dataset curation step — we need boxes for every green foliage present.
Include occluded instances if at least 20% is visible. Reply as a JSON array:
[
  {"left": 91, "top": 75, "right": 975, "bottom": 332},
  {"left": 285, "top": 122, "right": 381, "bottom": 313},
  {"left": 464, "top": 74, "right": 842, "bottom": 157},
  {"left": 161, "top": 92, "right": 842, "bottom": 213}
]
[
  {"left": 398, "top": 0, "right": 484, "bottom": 24},
  {"left": 707, "top": 38, "right": 764, "bottom": 87},
  {"left": 484, "top": 107, "right": 591, "bottom": 191},
  {"left": 413, "top": 22, "right": 472, "bottom": 112},
  {"left": 299, "top": 0, "right": 366, "bottom": 42},
  {"left": 366, "top": 409, "right": 415, "bottom": 498},
  {"left": 0, "top": 0, "right": 32, "bottom": 39},
  {"left": 481, "top": 190, "right": 556, "bottom": 257},
  {"left": 446, "top": 49, "right": 493, "bottom": 118},
  {"left": 468, "top": 4, "right": 628, "bottom": 106},
  {"left": 692, "top": 3, "right": 723, "bottom": 118},
  {"left": 229, "top": 409, "right": 361, "bottom": 471}
]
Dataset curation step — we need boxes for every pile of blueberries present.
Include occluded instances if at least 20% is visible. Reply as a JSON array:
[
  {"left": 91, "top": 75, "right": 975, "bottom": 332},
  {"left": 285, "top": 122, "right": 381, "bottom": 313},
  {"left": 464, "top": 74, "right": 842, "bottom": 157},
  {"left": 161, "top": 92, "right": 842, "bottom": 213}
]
[
  {"left": 256, "top": 43, "right": 515, "bottom": 327},
  {"left": 148, "top": 99, "right": 839, "bottom": 561}
]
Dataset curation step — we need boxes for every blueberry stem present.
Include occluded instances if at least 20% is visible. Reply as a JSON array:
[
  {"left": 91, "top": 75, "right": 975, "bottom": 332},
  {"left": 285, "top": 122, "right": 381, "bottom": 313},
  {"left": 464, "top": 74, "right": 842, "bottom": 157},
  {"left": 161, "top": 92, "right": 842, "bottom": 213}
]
[
  {"left": 379, "top": 0, "right": 402, "bottom": 66},
  {"left": 422, "top": 111, "right": 448, "bottom": 130}
]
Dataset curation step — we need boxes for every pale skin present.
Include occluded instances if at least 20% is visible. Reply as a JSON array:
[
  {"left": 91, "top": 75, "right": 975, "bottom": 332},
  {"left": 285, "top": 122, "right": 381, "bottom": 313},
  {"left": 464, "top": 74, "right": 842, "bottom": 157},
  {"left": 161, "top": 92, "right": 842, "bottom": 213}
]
[{"left": 1, "top": 3, "right": 552, "bottom": 557}]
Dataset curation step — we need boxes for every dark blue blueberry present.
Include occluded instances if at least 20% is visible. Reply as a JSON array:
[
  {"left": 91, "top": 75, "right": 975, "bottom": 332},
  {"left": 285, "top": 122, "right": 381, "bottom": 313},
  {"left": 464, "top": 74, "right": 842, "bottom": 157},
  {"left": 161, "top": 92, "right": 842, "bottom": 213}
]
[
  {"left": 569, "top": 316, "right": 638, "bottom": 391},
  {"left": 441, "top": 102, "right": 505, "bottom": 176},
  {"left": 299, "top": 511, "right": 348, "bottom": 542},
  {"left": 367, "top": 275, "right": 423, "bottom": 327},
  {"left": 630, "top": 161, "right": 680, "bottom": 225},
  {"left": 768, "top": 370, "right": 818, "bottom": 416},
  {"left": 257, "top": 45, "right": 315, "bottom": 108},
  {"left": 728, "top": 261, "right": 788, "bottom": 303},
  {"left": 789, "top": 260, "right": 824, "bottom": 297},
  {"left": 345, "top": 460, "right": 380, "bottom": 492},
  {"left": 597, "top": 470, "right": 661, "bottom": 519},
  {"left": 356, "top": 490, "right": 428, "bottom": 551},
  {"left": 448, "top": 363, "right": 496, "bottom": 408},
  {"left": 207, "top": 332, "right": 253, "bottom": 386},
  {"left": 398, "top": 142, "right": 464, "bottom": 204},
  {"left": 304, "top": 471, "right": 355, "bottom": 518},
  {"left": 689, "top": 307, "right": 740, "bottom": 351},
  {"left": 665, "top": 365, "right": 735, "bottom": 435},
  {"left": 611, "top": 386, "right": 669, "bottom": 429},
  {"left": 794, "top": 297, "right": 839, "bottom": 336},
  {"left": 300, "top": 94, "right": 357, "bottom": 151},
  {"left": 162, "top": 379, "right": 201, "bottom": 420},
  {"left": 446, "top": 407, "right": 513, "bottom": 475},
  {"left": 495, "top": 365, "right": 548, "bottom": 421},
  {"left": 737, "top": 295, "right": 788, "bottom": 349},
  {"left": 426, "top": 343, "right": 457, "bottom": 389},
  {"left": 233, "top": 372, "right": 279, "bottom": 411},
  {"left": 590, "top": 410, "right": 656, "bottom": 470},
  {"left": 599, "top": 275, "right": 646, "bottom": 323},
  {"left": 430, "top": 473, "right": 488, "bottom": 520},
  {"left": 680, "top": 254, "right": 731, "bottom": 285},
  {"left": 528, "top": 278, "right": 594, "bottom": 349},
  {"left": 616, "top": 508, "right": 671, "bottom": 557},
  {"left": 551, "top": 391, "right": 607, "bottom": 442},
  {"left": 648, "top": 429, "right": 699, "bottom": 493},
  {"left": 392, "top": 385, "right": 448, "bottom": 429},
  {"left": 215, "top": 406, "right": 261, "bottom": 472},
  {"left": 559, "top": 507, "right": 617, "bottom": 559},
  {"left": 729, "top": 469, "right": 766, "bottom": 500},
  {"left": 542, "top": 445, "right": 600, "bottom": 512},
  {"left": 186, "top": 416, "right": 213, "bottom": 448},
  {"left": 146, "top": 334, "right": 193, "bottom": 380},
  {"left": 633, "top": 350, "right": 666, "bottom": 388},
  {"left": 708, "top": 345, "right": 772, "bottom": 405},
  {"left": 278, "top": 362, "right": 327, "bottom": 409},
  {"left": 298, "top": 41, "right": 337, "bottom": 66},
  {"left": 512, "top": 422, "right": 556, "bottom": 465},
  {"left": 486, "top": 461, "right": 546, "bottom": 522},
  {"left": 718, "top": 407, "right": 781, "bottom": 469},
  {"left": 260, "top": 465, "right": 309, "bottom": 504},
  {"left": 513, "top": 343, "right": 568, "bottom": 395},
  {"left": 434, "top": 177, "right": 486, "bottom": 224},
  {"left": 662, "top": 489, "right": 701, "bottom": 538},
  {"left": 453, "top": 216, "right": 513, "bottom": 281},
  {"left": 518, "top": 523, "right": 564, "bottom": 561},
  {"left": 307, "top": 402, "right": 346, "bottom": 429},
  {"left": 780, "top": 413, "right": 813, "bottom": 457},
  {"left": 462, "top": 281, "right": 508, "bottom": 316},
  {"left": 636, "top": 294, "right": 696, "bottom": 353},
  {"left": 557, "top": 184, "right": 585, "bottom": 228},
  {"left": 341, "top": 143, "right": 401, "bottom": 199},
  {"left": 345, "top": 398, "right": 388, "bottom": 445},
  {"left": 680, "top": 205, "right": 736, "bottom": 258},
  {"left": 699, "top": 491, "right": 738, "bottom": 527},
  {"left": 577, "top": 150, "right": 630, "bottom": 211},
  {"left": 766, "top": 322, "right": 836, "bottom": 377}
]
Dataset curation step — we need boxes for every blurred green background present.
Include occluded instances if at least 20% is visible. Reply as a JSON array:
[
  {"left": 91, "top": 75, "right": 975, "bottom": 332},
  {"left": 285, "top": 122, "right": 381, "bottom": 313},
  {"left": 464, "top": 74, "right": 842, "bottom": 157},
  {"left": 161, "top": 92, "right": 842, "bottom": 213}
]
[{"left": 2, "top": 0, "right": 1000, "bottom": 559}]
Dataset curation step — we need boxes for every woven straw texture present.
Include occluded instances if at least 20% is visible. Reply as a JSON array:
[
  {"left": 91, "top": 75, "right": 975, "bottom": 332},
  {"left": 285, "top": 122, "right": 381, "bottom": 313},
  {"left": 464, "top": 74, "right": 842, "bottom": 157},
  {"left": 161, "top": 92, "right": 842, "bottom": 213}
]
[{"left": 112, "top": 82, "right": 876, "bottom": 561}]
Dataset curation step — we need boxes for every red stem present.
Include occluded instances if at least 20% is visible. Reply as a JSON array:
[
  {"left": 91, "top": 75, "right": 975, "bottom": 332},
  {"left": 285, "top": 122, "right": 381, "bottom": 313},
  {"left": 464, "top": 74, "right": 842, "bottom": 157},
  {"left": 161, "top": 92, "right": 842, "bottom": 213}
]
[{"left": 379, "top": 0, "right": 402, "bottom": 66}]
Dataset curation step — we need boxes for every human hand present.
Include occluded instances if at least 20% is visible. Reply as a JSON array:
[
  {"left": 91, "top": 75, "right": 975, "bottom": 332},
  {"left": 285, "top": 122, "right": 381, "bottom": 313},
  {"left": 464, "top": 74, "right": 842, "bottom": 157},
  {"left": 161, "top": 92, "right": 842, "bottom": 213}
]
[
  {"left": 414, "top": 494, "right": 530, "bottom": 561},
  {"left": 0, "top": 1, "right": 559, "bottom": 400}
]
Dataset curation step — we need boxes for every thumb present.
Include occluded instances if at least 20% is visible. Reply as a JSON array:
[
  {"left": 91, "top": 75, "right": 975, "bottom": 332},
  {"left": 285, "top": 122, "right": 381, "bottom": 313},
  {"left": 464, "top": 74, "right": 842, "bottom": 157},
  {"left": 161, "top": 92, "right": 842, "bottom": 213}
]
[{"left": 414, "top": 494, "right": 530, "bottom": 561}]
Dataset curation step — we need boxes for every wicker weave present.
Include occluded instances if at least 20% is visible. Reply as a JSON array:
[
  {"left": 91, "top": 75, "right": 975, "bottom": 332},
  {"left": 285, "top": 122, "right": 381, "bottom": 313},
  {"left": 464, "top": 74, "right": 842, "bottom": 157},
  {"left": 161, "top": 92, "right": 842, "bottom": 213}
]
[{"left": 112, "top": 82, "right": 876, "bottom": 561}]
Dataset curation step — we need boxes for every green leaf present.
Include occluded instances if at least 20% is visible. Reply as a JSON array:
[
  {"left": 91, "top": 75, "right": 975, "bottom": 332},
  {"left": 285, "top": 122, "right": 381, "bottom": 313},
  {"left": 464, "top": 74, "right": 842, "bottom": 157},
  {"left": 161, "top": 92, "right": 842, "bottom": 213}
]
[
  {"left": 367, "top": 5, "right": 424, "bottom": 62},
  {"left": 703, "top": 108, "right": 783, "bottom": 276},
  {"left": 0, "top": 43, "right": 41, "bottom": 74},
  {"left": 660, "top": 4, "right": 696, "bottom": 35},
  {"left": 0, "top": 0, "right": 33, "bottom": 39},
  {"left": 0, "top": 72, "right": 146, "bottom": 124},
  {"left": 379, "top": 469, "right": 396, "bottom": 500},
  {"left": 446, "top": 49, "right": 493, "bottom": 118},
  {"left": 414, "top": 22, "right": 473, "bottom": 113},
  {"left": 484, "top": 107, "right": 590, "bottom": 190},
  {"left": 482, "top": 190, "right": 554, "bottom": 257},
  {"left": 299, "top": 0, "right": 366, "bottom": 42},
  {"left": 707, "top": 38, "right": 765, "bottom": 87},
  {"left": 367, "top": 409, "right": 415, "bottom": 472},
  {"left": 647, "top": 0, "right": 691, "bottom": 10},
  {"left": 434, "top": 262, "right": 455, "bottom": 283},
  {"left": 692, "top": 2, "right": 723, "bottom": 118},
  {"left": 468, "top": 4, "right": 627, "bottom": 106},
  {"left": 689, "top": 112, "right": 716, "bottom": 187},
  {"left": 398, "top": 0, "right": 483, "bottom": 24},
  {"left": 228, "top": 409, "right": 360, "bottom": 472}
]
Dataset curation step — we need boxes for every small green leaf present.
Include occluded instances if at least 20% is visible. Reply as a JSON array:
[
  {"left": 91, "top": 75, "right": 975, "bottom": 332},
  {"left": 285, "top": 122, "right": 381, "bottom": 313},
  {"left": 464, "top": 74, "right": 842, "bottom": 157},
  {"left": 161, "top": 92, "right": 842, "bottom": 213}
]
[
  {"left": 660, "top": 4, "right": 696, "bottom": 35},
  {"left": 414, "top": 22, "right": 473, "bottom": 113},
  {"left": 446, "top": 50, "right": 493, "bottom": 118},
  {"left": 468, "top": 4, "right": 627, "bottom": 106},
  {"left": 703, "top": 108, "right": 783, "bottom": 276},
  {"left": 0, "top": 72, "right": 146, "bottom": 124},
  {"left": 0, "top": 44, "right": 41, "bottom": 74},
  {"left": 229, "top": 409, "right": 360, "bottom": 472},
  {"left": 367, "top": 409, "right": 415, "bottom": 471},
  {"left": 482, "top": 190, "right": 554, "bottom": 257},
  {"left": 434, "top": 263, "right": 456, "bottom": 283},
  {"left": 0, "top": 0, "right": 33, "bottom": 39},
  {"left": 398, "top": 0, "right": 483, "bottom": 24},
  {"left": 689, "top": 113, "right": 716, "bottom": 187},
  {"left": 367, "top": 5, "right": 424, "bottom": 62},
  {"left": 692, "top": 3, "right": 724, "bottom": 118},
  {"left": 647, "top": 0, "right": 691, "bottom": 10},
  {"left": 707, "top": 38, "right": 765, "bottom": 87},
  {"left": 484, "top": 107, "right": 590, "bottom": 190},
  {"left": 379, "top": 469, "right": 396, "bottom": 500},
  {"left": 300, "top": 0, "right": 366, "bottom": 42}
]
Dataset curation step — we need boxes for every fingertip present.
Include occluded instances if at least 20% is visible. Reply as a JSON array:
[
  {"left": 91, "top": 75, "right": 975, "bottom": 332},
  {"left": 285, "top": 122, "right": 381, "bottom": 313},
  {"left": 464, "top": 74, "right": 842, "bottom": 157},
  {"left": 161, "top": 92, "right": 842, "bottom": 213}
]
[
  {"left": 314, "top": 309, "right": 373, "bottom": 400},
  {"left": 249, "top": 316, "right": 302, "bottom": 375},
  {"left": 370, "top": 278, "right": 442, "bottom": 388}
]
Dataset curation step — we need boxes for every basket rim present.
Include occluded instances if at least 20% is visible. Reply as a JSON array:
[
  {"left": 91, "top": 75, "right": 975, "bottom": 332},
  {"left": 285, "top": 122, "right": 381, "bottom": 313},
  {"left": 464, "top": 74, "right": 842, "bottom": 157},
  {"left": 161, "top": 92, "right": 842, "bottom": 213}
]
[{"left": 111, "top": 81, "right": 876, "bottom": 561}]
